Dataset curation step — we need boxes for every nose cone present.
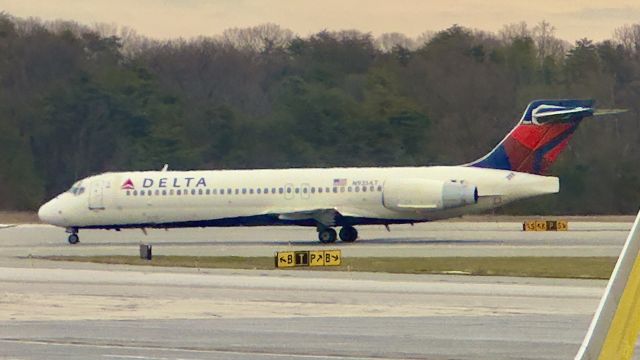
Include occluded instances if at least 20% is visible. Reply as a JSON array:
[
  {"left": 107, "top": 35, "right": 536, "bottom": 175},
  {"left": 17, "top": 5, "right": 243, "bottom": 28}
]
[{"left": 38, "top": 199, "right": 64, "bottom": 226}]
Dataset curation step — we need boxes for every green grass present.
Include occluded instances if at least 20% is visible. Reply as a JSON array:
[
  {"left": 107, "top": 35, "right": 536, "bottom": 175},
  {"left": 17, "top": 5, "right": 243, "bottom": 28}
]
[{"left": 42, "top": 255, "right": 618, "bottom": 279}]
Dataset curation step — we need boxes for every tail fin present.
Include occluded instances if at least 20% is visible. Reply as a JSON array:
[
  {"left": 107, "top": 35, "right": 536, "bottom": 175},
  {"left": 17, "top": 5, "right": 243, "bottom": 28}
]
[{"left": 468, "top": 99, "right": 595, "bottom": 175}]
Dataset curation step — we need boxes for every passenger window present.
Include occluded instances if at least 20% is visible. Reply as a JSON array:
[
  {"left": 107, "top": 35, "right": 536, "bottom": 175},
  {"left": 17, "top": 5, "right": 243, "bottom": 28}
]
[
  {"left": 133, "top": 190, "right": 138, "bottom": 196},
  {"left": 191, "top": 189, "right": 196, "bottom": 195},
  {"left": 235, "top": 189, "right": 239, "bottom": 195},
  {"left": 148, "top": 191, "right": 152, "bottom": 196},
  {"left": 198, "top": 189, "right": 203, "bottom": 195},
  {"left": 257, "top": 188, "right": 261, "bottom": 194},
  {"left": 177, "top": 189, "right": 181, "bottom": 195},
  {"left": 303, "top": 188, "right": 308, "bottom": 193},
  {"left": 362, "top": 186, "right": 367, "bottom": 192},
  {"left": 355, "top": 186, "right": 360, "bottom": 192},
  {"left": 126, "top": 191, "right": 131, "bottom": 196},
  {"left": 155, "top": 190, "right": 160, "bottom": 196},
  {"left": 206, "top": 189, "right": 210, "bottom": 195},
  {"left": 310, "top": 187, "right": 315, "bottom": 193},
  {"left": 377, "top": 185, "right": 383, "bottom": 192},
  {"left": 140, "top": 190, "right": 145, "bottom": 196},
  {"left": 333, "top": 187, "right": 337, "bottom": 193},
  {"left": 340, "top": 187, "right": 345, "bottom": 193},
  {"left": 242, "top": 188, "right": 247, "bottom": 194},
  {"left": 370, "top": 186, "right": 374, "bottom": 192},
  {"left": 295, "top": 188, "right": 300, "bottom": 194},
  {"left": 162, "top": 190, "right": 167, "bottom": 196},
  {"left": 286, "top": 188, "right": 291, "bottom": 194},
  {"left": 169, "top": 189, "right": 174, "bottom": 195},
  {"left": 277, "top": 188, "right": 281, "bottom": 194},
  {"left": 318, "top": 187, "right": 322, "bottom": 193},
  {"left": 347, "top": 186, "right": 352, "bottom": 192},
  {"left": 265, "top": 188, "right": 269, "bottom": 194},
  {"left": 249, "top": 189, "right": 254, "bottom": 194},
  {"left": 227, "top": 188, "right": 232, "bottom": 194}
]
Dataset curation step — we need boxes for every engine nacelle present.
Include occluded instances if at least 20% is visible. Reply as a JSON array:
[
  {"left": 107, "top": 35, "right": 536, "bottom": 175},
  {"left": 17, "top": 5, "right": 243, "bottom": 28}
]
[{"left": 382, "top": 178, "right": 478, "bottom": 211}]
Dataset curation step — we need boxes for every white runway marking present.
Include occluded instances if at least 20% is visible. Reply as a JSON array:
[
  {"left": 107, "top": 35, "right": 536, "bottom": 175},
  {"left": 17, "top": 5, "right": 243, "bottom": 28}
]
[{"left": 0, "top": 339, "right": 408, "bottom": 360}]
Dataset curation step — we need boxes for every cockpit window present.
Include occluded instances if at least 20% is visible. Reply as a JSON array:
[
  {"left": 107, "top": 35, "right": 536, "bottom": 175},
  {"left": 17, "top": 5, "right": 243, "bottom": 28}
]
[{"left": 68, "top": 182, "right": 86, "bottom": 196}]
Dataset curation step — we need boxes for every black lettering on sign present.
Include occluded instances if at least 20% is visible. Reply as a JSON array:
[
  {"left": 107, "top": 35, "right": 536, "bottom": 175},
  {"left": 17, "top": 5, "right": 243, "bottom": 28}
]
[{"left": 295, "top": 251, "right": 309, "bottom": 266}]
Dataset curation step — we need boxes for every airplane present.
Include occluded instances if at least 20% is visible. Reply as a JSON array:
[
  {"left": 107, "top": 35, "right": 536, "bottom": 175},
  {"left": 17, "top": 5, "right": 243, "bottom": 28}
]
[{"left": 37, "top": 99, "right": 623, "bottom": 244}]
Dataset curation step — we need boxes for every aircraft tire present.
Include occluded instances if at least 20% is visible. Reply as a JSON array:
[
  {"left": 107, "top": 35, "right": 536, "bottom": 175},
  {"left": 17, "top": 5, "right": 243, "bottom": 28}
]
[
  {"left": 318, "top": 228, "right": 337, "bottom": 243},
  {"left": 68, "top": 234, "right": 80, "bottom": 245},
  {"left": 339, "top": 226, "right": 358, "bottom": 242}
]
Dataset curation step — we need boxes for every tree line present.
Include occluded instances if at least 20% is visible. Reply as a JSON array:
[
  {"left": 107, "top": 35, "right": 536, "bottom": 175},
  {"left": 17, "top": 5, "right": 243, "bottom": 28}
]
[{"left": 0, "top": 13, "right": 638, "bottom": 214}]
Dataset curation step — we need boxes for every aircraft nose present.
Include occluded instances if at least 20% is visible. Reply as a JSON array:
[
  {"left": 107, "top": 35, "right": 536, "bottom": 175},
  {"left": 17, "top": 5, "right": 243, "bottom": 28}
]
[{"left": 38, "top": 199, "right": 63, "bottom": 226}]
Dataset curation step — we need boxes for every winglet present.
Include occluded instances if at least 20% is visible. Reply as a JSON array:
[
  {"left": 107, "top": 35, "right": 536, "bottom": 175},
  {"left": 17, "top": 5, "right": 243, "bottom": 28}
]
[{"left": 575, "top": 209, "right": 640, "bottom": 360}]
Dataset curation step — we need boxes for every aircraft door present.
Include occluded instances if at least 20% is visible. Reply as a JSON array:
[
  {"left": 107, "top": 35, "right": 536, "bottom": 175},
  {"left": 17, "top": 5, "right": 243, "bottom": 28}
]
[
  {"left": 88, "top": 180, "right": 105, "bottom": 210},
  {"left": 284, "top": 183, "right": 294, "bottom": 200}
]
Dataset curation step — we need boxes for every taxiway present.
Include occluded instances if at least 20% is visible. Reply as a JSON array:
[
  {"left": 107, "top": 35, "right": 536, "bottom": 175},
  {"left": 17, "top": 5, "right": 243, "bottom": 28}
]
[{"left": 0, "top": 221, "right": 638, "bottom": 359}]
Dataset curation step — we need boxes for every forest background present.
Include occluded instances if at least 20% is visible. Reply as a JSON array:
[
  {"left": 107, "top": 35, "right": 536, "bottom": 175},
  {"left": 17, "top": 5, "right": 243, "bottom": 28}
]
[{"left": 0, "top": 13, "right": 638, "bottom": 214}]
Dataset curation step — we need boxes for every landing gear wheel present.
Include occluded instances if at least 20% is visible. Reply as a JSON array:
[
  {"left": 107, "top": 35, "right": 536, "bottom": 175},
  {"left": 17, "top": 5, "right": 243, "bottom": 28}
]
[
  {"left": 339, "top": 226, "right": 358, "bottom": 242},
  {"left": 318, "top": 228, "right": 337, "bottom": 244},
  {"left": 68, "top": 234, "right": 80, "bottom": 245}
]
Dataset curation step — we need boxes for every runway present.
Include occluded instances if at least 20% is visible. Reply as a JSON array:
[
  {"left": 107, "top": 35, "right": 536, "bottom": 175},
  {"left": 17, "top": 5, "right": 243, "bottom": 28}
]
[{"left": 0, "top": 221, "right": 638, "bottom": 359}]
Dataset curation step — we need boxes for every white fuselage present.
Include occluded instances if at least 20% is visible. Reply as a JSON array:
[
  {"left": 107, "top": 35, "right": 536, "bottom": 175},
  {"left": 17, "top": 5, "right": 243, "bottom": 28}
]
[{"left": 38, "top": 165, "right": 559, "bottom": 229}]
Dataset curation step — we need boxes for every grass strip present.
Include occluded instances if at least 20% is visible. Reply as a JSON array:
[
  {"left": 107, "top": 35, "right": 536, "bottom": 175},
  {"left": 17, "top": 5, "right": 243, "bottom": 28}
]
[{"left": 43, "top": 255, "right": 617, "bottom": 279}]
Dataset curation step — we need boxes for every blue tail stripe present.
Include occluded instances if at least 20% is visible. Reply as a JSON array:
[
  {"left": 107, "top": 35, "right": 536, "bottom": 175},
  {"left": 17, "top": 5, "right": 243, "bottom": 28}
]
[{"left": 472, "top": 144, "right": 511, "bottom": 171}]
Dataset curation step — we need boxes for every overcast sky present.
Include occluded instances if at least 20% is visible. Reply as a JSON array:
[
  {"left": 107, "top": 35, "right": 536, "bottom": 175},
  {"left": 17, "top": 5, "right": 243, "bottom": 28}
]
[{"left": 2, "top": 0, "right": 639, "bottom": 42}]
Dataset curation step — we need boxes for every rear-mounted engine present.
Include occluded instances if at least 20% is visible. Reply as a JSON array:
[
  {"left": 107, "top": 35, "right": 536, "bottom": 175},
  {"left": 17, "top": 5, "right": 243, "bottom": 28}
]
[{"left": 382, "top": 178, "right": 478, "bottom": 211}]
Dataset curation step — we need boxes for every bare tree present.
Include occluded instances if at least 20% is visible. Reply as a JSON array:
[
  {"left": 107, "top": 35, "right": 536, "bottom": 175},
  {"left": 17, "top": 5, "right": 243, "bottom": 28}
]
[
  {"left": 532, "top": 21, "right": 568, "bottom": 62},
  {"left": 222, "top": 23, "right": 294, "bottom": 53},
  {"left": 614, "top": 24, "right": 640, "bottom": 53},
  {"left": 499, "top": 22, "right": 530, "bottom": 43},
  {"left": 376, "top": 32, "right": 417, "bottom": 52}
]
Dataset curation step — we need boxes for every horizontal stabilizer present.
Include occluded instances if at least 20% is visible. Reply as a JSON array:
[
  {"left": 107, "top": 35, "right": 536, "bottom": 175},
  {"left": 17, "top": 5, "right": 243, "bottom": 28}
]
[
  {"left": 531, "top": 105, "right": 593, "bottom": 125},
  {"left": 593, "top": 108, "right": 628, "bottom": 117}
]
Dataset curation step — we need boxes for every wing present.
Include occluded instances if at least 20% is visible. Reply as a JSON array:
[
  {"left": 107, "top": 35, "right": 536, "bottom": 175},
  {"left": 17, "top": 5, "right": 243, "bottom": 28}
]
[
  {"left": 275, "top": 208, "right": 340, "bottom": 227},
  {"left": 268, "top": 207, "right": 379, "bottom": 227}
]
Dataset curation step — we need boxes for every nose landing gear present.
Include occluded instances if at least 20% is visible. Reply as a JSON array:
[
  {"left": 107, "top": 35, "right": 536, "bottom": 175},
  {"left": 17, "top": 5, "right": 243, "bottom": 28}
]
[{"left": 66, "top": 227, "right": 80, "bottom": 245}]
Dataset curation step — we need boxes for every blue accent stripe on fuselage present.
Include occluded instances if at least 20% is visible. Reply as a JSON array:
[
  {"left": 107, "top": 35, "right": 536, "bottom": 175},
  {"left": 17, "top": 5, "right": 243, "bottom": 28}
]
[{"left": 78, "top": 214, "right": 423, "bottom": 230}]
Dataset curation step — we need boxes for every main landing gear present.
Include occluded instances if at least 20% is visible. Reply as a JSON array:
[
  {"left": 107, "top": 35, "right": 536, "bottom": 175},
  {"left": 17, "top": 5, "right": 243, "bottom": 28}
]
[
  {"left": 317, "top": 226, "right": 358, "bottom": 243},
  {"left": 339, "top": 226, "right": 358, "bottom": 242},
  {"left": 66, "top": 227, "right": 80, "bottom": 245}
]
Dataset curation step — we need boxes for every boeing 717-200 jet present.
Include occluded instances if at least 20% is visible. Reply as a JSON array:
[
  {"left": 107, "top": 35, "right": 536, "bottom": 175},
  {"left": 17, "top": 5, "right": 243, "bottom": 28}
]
[{"left": 38, "top": 99, "right": 622, "bottom": 244}]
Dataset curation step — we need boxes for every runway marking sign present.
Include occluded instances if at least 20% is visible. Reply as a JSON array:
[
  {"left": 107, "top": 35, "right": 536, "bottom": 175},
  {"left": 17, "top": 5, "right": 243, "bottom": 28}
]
[
  {"left": 324, "top": 250, "right": 342, "bottom": 266},
  {"left": 523, "top": 220, "right": 568, "bottom": 231},
  {"left": 275, "top": 250, "right": 341, "bottom": 268},
  {"left": 309, "top": 251, "right": 325, "bottom": 266}
]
